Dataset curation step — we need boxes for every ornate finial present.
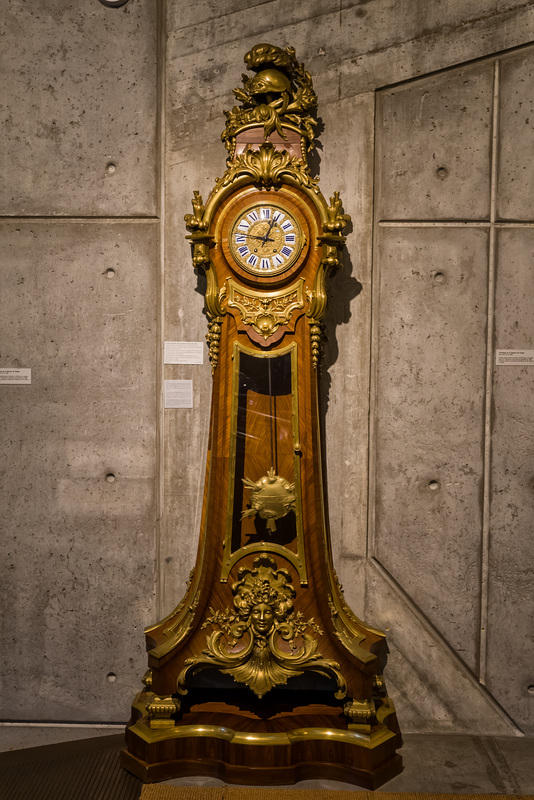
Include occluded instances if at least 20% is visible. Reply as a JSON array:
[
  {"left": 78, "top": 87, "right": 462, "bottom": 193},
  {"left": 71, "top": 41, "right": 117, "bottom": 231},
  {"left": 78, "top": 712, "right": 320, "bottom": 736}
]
[
  {"left": 222, "top": 43, "right": 317, "bottom": 156},
  {"left": 325, "top": 191, "right": 351, "bottom": 233},
  {"left": 184, "top": 190, "right": 208, "bottom": 233}
]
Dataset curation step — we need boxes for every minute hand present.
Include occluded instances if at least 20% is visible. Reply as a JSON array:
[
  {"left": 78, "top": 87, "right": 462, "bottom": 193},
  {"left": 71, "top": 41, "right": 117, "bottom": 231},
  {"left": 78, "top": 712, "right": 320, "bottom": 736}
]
[{"left": 260, "top": 216, "right": 276, "bottom": 245}]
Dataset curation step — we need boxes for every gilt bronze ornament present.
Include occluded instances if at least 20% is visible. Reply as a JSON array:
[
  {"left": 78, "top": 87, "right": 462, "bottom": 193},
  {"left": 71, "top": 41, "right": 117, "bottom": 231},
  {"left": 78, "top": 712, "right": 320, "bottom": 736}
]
[
  {"left": 122, "top": 42, "right": 402, "bottom": 788},
  {"left": 241, "top": 470, "right": 296, "bottom": 532},
  {"left": 178, "top": 554, "right": 343, "bottom": 700}
]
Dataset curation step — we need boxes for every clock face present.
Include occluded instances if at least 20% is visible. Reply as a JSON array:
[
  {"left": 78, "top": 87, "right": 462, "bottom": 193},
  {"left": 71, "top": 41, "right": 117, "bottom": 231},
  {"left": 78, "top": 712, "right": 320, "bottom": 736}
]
[{"left": 229, "top": 202, "right": 304, "bottom": 276}]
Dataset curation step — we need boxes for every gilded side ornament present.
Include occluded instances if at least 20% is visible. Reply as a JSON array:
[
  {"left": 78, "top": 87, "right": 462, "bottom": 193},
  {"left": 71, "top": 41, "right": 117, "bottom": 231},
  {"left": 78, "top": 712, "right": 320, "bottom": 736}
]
[
  {"left": 141, "top": 669, "right": 153, "bottom": 690},
  {"left": 178, "top": 555, "right": 346, "bottom": 700},
  {"left": 309, "top": 322, "right": 325, "bottom": 371},
  {"left": 326, "top": 575, "right": 381, "bottom": 666},
  {"left": 185, "top": 191, "right": 226, "bottom": 370},
  {"left": 184, "top": 190, "right": 208, "bottom": 233},
  {"left": 206, "top": 317, "right": 222, "bottom": 372},
  {"left": 373, "top": 674, "right": 387, "bottom": 696},
  {"left": 159, "top": 589, "right": 201, "bottom": 643},
  {"left": 305, "top": 193, "right": 351, "bottom": 368},
  {"left": 325, "top": 191, "right": 351, "bottom": 233}
]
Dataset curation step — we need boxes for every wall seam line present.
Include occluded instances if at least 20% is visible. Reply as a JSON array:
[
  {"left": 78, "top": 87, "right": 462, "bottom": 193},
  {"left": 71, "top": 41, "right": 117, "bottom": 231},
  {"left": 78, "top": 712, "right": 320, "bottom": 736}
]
[
  {"left": 366, "top": 88, "right": 380, "bottom": 567},
  {"left": 156, "top": 0, "right": 167, "bottom": 621},
  {"left": 479, "top": 58, "right": 500, "bottom": 685},
  {"left": 379, "top": 220, "right": 534, "bottom": 227},
  {"left": 0, "top": 217, "right": 159, "bottom": 223}
]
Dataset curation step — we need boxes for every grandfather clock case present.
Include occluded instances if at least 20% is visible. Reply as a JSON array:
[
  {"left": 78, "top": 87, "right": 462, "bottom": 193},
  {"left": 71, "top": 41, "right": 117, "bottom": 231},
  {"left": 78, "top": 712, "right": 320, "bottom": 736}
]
[{"left": 122, "top": 43, "right": 402, "bottom": 788}]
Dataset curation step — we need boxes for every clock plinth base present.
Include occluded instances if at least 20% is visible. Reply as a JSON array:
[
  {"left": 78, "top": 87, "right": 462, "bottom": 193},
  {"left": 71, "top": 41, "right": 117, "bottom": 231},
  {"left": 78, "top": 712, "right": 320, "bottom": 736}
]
[{"left": 121, "top": 692, "right": 403, "bottom": 789}]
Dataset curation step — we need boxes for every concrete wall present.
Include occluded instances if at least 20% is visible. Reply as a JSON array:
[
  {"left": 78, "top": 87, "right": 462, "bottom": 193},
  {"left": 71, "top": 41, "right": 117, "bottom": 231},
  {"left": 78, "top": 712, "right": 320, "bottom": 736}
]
[
  {"left": 372, "top": 50, "right": 534, "bottom": 734},
  {"left": 1, "top": 0, "right": 159, "bottom": 721},
  {"left": 2, "top": 0, "right": 533, "bottom": 733}
]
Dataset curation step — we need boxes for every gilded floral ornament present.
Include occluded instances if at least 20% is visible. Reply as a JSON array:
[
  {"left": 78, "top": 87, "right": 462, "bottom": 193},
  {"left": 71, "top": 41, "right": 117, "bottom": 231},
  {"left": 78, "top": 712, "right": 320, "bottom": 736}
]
[
  {"left": 177, "top": 555, "right": 347, "bottom": 699},
  {"left": 222, "top": 43, "right": 318, "bottom": 155},
  {"left": 218, "top": 141, "right": 319, "bottom": 191},
  {"left": 304, "top": 191, "right": 350, "bottom": 369}
]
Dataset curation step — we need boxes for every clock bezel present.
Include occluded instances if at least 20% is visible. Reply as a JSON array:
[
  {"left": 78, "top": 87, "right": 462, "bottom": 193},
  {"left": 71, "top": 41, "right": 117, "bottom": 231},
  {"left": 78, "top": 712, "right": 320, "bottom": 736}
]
[
  {"left": 219, "top": 188, "right": 311, "bottom": 287},
  {"left": 228, "top": 200, "right": 304, "bottom": 277}
]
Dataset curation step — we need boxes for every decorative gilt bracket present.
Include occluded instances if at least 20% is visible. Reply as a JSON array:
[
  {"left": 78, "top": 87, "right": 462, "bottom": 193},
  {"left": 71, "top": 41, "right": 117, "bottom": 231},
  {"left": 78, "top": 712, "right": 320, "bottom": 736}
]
[
  {"left": 146, "top": 694, "right": 181, "bottom": 729},
  {"left": 304, "top": 195, "right": 351, "bottom": 368},
  {"left": 344, "top": 698, "right": 376, "bottom": 727}
]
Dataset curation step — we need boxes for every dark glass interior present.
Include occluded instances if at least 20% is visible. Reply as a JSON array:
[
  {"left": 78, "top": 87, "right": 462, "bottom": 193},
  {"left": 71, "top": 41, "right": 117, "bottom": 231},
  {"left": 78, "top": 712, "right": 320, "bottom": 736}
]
[{"left": 231, "top": 350, "right": 296, "bottom": 553}]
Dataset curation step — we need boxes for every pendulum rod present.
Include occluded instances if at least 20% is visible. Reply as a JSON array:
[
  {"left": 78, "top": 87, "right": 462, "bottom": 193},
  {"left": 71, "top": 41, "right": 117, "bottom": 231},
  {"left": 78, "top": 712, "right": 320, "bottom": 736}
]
[{"left": 267, "top": 358, "right": 277, "bottom": 473}]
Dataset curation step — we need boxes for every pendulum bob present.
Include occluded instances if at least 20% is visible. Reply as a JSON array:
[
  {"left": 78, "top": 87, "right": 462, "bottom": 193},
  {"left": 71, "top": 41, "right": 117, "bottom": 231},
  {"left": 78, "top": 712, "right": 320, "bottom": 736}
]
[{"left": 122, "top": 42, "right": 402, "bottom": 788}]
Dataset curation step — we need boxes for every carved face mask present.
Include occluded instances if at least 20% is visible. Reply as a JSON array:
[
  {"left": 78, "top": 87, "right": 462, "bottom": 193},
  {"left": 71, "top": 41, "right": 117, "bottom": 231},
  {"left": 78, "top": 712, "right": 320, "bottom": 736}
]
[{"left": 250, "top": 602, "right": 275, "bottom": 634}]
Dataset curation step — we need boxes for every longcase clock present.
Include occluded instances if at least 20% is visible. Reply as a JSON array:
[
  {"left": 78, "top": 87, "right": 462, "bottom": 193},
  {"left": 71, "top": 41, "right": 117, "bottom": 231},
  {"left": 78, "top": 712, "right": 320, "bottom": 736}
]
[{"left": 122, "top": 43, "right": 402, "bottom": 788}]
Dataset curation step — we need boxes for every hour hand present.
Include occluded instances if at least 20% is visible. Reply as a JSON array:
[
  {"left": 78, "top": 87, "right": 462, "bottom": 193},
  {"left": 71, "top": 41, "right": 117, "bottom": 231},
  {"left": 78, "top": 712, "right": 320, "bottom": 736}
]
[{"left": 245, "top": 234, "right": 274, "bottom": 243}]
